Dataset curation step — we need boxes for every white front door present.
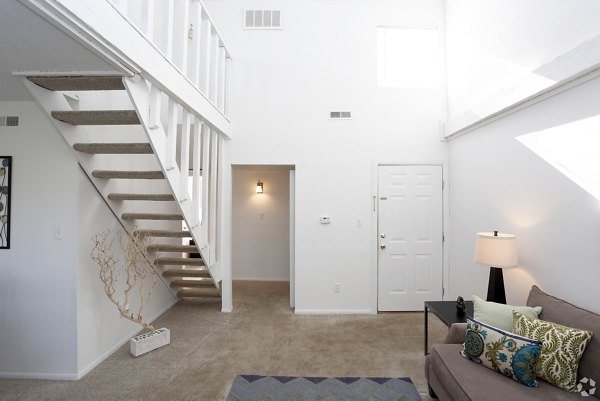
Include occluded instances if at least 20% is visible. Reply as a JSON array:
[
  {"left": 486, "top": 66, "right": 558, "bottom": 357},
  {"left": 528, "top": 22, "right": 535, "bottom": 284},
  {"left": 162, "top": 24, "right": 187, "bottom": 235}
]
[{"left": 377, "top": 165, "right": 443, "bottom": 311}]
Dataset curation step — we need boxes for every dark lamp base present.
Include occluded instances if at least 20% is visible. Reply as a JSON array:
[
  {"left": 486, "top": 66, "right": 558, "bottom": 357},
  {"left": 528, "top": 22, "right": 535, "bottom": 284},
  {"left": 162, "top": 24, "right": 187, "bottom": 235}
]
[{"left": 486, "top": 267, "right": 506, "bottom": 304}]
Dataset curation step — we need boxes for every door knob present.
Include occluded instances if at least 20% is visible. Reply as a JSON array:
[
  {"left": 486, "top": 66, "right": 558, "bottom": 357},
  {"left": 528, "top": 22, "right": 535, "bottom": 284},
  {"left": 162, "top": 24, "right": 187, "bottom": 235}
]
[
  {"left": 380, "top": 233, "right": 386, "bottom": 238},
  {"left": 380, "top": 244, "right": 386, "bottom": 250}
]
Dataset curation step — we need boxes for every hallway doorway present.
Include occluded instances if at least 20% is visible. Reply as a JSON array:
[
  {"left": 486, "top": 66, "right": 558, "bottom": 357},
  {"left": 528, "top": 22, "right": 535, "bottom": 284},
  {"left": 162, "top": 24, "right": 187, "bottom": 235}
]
[{"left": 232, "top": 165, "right": 295, "bottom": 308}]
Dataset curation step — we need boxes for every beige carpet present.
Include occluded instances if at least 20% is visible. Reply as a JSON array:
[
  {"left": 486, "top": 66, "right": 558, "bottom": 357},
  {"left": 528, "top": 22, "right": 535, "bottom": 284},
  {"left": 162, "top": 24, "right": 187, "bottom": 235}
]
[{"left": 0, "top": 281, "right": 447, "bottom": 401}]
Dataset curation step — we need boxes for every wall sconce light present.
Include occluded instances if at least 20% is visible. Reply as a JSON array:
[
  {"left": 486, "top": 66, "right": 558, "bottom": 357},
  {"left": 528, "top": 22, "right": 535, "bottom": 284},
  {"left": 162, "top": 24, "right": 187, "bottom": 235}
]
[{"left": 256, "top": 180, "right": 264, "bottom": 194}]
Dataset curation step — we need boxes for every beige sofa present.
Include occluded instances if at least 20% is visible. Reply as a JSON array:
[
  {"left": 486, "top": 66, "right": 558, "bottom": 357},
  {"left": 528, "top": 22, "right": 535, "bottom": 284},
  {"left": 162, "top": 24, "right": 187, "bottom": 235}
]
[{"left": 425, "top": 286, "right": 600, "bottom": 400}]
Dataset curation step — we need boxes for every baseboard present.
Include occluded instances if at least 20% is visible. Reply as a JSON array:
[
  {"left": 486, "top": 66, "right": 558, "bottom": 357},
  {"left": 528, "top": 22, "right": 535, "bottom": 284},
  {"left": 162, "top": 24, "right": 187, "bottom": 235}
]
[
  {"left": 76, "top": 332, "right": 133, "bottom": 380},
  {"left": 233, "top": 277, "right": 290, "bottom": 282},
  {"left": 0, "top": 371, "right": 78, "bottom": 380},
  {"left": 76, "top": 298, "right": 177, "bottom": 379},
  {"left": 294, "top": 309, "right": 375, "bottom": 315}
]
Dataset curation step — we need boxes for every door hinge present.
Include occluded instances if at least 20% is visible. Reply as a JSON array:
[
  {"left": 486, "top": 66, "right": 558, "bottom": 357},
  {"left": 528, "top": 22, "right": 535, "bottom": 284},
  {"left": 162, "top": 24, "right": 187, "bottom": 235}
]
[
  {"left": 442, "top": 180, "right": 445, "bottom": 190},
  {"left": 442, "top": 233, "right": 445, "bottom": 243}
]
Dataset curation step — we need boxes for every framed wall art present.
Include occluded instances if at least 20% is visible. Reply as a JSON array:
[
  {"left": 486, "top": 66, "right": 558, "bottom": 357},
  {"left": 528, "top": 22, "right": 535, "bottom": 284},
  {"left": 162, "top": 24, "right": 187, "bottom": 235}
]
[{"left": 1, "top": 156, "right": 11, "bottom": 249}]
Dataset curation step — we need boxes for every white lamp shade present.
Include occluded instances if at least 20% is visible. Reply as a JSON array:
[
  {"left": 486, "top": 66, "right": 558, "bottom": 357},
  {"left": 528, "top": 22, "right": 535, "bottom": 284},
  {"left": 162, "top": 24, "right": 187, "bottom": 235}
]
[{"left": 474, "top": 232, "right": 518, "bottom": 268}]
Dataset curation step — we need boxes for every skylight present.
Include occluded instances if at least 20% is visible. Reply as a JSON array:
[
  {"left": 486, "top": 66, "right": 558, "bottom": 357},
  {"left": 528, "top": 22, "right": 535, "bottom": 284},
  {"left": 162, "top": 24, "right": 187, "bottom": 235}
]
[{"left": 516, "top": 115, "right": 600, "bottom": 201}]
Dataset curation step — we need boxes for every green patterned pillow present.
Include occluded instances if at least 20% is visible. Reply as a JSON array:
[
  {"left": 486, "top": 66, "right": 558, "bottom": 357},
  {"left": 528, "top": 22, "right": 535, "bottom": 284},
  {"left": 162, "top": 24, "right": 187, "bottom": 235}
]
[
  {"left": 461, "top": 317, "right": 542, "bottom": 387},
  {"left": 512, "top": 311, "right": 594, "bottom": 392}
]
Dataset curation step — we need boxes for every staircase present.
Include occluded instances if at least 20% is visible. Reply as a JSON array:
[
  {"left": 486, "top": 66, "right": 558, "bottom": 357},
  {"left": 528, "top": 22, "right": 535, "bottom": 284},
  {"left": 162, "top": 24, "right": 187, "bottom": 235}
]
[
  {"left": 25, "top": 75, "right": 220, "bottom": 300},
  {"left": 20, "top": 0, "right": 233, "bottom": 308}
]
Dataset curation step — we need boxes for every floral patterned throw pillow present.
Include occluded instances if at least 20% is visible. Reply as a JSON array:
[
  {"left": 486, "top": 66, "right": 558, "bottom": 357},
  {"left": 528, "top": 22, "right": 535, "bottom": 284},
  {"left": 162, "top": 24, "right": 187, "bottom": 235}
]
[
  {"left": 512, "top": 311, "right": 593, "bottom": 392},
  {"left": 461, "top": 317, "right": 543, "bottom": 387}
]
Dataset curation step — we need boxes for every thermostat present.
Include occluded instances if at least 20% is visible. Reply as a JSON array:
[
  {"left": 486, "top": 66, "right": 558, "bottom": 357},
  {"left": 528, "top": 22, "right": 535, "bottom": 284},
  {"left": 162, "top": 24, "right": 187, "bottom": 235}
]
[{"left": 320, "top": 216, "right": 331, "bottom": 224}]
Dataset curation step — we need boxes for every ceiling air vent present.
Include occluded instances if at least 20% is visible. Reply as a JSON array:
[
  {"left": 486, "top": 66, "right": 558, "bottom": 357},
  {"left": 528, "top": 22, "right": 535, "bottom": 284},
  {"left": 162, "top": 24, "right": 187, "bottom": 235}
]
[
  {"left": 330, "top": 111, "right": 352, "bottom": 120},
  {"left": 244, "top": 10, "right": 281, "bottom": 29},
  {"left": 0, "top": 116, "right": 19, "bottom": 127}
]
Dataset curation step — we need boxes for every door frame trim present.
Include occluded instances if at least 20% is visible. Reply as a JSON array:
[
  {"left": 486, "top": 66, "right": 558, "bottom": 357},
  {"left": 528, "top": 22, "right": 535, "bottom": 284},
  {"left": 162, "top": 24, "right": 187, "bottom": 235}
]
[
  {"left": 229, "top": 163, "right": 297, "bottom": 310},
  {"left": 370, "top": 161, "right": 450, "bottom": 313}
]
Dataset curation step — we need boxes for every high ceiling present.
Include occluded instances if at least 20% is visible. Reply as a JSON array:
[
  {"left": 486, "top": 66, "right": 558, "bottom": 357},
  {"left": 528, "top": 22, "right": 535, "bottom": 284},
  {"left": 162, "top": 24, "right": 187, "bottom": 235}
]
[{"left": 0, "top": 1, "right": 120, "bottom": 101}]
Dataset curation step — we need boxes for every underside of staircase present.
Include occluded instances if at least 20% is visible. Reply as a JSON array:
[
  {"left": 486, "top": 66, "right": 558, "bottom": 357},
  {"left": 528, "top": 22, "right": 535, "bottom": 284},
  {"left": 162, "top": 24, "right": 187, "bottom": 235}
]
[{"left": 27, "top": 75, "right": 220, "bottom": 301}]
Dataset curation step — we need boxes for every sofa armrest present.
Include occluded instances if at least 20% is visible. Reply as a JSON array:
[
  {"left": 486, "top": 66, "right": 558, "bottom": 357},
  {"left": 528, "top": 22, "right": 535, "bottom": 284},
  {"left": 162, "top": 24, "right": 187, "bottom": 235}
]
[{"left": 444, "top": 323, "right": 467, "bottom": 344}]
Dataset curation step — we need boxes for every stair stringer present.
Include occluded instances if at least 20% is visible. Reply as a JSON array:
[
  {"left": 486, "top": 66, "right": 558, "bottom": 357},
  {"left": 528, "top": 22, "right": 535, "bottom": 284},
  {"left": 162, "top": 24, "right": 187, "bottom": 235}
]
[
  {"left": 123, "top": 76, "right": 221, "bottom": 285},
  {"left": 22, "top": 77, "right": 181, "bottom": 300},
  {"left": 23, "top": 79, "right": 180, "bottom": 224}
]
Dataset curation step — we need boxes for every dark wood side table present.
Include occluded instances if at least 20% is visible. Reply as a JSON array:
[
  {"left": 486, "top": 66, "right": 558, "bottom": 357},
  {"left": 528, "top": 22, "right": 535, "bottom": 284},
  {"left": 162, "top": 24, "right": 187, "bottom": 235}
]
[{"left": 424, "top": 300, "right": 473, "bottom": 355}]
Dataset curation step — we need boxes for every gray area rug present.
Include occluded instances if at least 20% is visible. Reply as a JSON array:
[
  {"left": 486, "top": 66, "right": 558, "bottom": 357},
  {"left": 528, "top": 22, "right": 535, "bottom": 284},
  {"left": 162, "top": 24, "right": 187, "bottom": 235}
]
[{"left": 226, "top": 375, "right": 422, "bottom": 401}]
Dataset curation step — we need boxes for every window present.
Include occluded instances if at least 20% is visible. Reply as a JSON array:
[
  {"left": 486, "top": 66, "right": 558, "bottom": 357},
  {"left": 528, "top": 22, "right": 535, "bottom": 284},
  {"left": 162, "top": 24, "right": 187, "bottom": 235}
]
[{"left": 377, "top": 27, "right": 441, "bottom": 88}]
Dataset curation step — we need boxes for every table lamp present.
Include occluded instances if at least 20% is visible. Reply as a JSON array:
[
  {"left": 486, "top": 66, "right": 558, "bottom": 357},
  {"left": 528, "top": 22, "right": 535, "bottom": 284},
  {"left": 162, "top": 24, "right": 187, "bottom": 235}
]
[{"left": 474, "top": 231, "right": 518, "bottom": 304}]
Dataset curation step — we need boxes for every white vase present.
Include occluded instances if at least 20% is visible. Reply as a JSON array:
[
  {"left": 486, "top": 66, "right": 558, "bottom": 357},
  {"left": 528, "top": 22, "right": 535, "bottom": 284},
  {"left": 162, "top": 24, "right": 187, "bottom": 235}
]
[{"left": 129, "top": 327, "right": 170, "bottom": 357}]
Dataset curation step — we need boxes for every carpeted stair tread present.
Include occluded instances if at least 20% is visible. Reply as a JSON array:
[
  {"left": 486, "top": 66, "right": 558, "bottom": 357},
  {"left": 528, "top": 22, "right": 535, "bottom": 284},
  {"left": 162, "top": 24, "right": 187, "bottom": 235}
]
[
  {"left": 177, "top": 288, "right": 221, "bottom": 298},
  {"left": 92, "top": 170, "right": 164, "bottom": 179},
  {"left": 134, "top": 229, "right": 191, "bottom": 238},
  {"left": 147, "top": 244, "right": 197, "bottom": 252},
  {"left": 122, "top": 213, "right": 183, "bottom": 221},
  {"left": 108, "top": 193, "right": 174, "bottom": 201},
  {"left": 74, "top": 143, "right": 153, "bottom": 154},
  {"left": 156, "top": 257, "right": 205, "bottom": 266},
  {"left": 28, "top": 75, "right": 125, "bottom": 91},
  {"left": 51, "top": 110, "right": 140, "bottom": 125},
  {"left": 162, "top": 269, "right": 210, "bottom": 278},
  {"left": 169, "top": 279, "right": 214, "bottom": 288}
]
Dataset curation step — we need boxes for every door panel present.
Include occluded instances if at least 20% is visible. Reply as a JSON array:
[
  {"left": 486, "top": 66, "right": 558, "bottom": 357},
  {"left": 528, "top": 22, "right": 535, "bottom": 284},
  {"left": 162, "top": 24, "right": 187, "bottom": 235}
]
[{"left": 378, "top": 165, "right": 443, "bottom": 311}]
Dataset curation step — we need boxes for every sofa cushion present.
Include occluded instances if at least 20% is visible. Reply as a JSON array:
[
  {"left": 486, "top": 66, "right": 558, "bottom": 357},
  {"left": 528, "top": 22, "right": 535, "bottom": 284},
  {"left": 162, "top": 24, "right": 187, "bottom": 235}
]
[
  {"left": 513, "top": 310, "right": 593, "bottom": 392},
  {"left": 473, "top": 294, "right": 542, "bottom": 331},
  {"left": 461, "top": 317, "right": 542, "bottom": 387},
  {"left": 527, "top": 285, "right": 600, "bottom": 393},
  {"left": 430, "top": 344, "right": 584, "bottom": 401}
]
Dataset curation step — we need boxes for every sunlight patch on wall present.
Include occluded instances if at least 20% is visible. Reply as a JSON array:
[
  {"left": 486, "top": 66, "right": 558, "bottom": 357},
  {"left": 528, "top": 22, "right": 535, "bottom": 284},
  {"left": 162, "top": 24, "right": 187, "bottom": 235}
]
[
  {"left": 466, "top": 52, "right": 557, "bottom": 111},
  {"left": 516, "top": 115, "right": 600, "bottom": 202}
]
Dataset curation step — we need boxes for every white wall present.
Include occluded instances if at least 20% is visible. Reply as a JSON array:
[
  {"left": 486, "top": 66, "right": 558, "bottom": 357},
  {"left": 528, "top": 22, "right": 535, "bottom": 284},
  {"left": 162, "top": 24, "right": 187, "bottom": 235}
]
[
  {"left": 447, "top": 75, "right": 600, "bottom": 314},
  {"left": 232, "top": 166, "right": 291, "bottom": 281},
  {"left": 76, "top": 170, "right": 177, "bottom": 377},
  {"left": 0, "top": 101, "right": 176, "bottom": 378},
  {"left": 206, "top": 0, "right": 448, "bottom": 313},
  {"left": 0, "top": 101, "right": 79, "bottom": 378},
  {"left": 445, "top": 0, "right": 600, "bottom": 135}
]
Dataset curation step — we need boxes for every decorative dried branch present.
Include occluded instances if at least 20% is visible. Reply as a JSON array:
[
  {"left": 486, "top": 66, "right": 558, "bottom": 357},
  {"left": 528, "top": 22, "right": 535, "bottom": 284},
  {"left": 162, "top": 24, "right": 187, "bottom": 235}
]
[{"left": 91, "top": 229, "right": 157, "bottom": 333}]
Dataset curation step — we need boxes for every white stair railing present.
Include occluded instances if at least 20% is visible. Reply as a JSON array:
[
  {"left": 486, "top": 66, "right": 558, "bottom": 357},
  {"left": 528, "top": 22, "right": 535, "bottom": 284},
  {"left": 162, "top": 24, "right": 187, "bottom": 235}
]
[
  {"left": 106, "top": 0, "right": 230, "bottom": 281},
  {"left": 108, "top": 0, "right": 232, "bottom": 118},
  {"left": 124, "top": 77, "right": 223, "bottom": 281}
]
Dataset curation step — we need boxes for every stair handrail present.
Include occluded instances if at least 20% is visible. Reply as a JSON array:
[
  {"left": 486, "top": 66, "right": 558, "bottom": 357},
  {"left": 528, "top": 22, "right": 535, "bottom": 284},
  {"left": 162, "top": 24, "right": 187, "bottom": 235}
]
[
  {"left": 124, "top": 76, "right": 223, "bottom": 283},
  {"left": 107, "top": 0, "right": 228, "bottom": 282},
  {"left": 108, "top": 0, "right": 231, "bottom": 118}
]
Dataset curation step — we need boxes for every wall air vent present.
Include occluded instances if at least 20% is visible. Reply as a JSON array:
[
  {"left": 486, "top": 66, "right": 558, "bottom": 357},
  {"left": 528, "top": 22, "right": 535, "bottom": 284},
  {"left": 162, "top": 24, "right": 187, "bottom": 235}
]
[
  {"left": 0, "top": 116, "right": 19, "bottom": 127},
  {"left": 330, "top": 111, "right": 352, "bottom": 120},
  {"left": 244, "top": 10, "right": 282, "bottom": 29}
]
